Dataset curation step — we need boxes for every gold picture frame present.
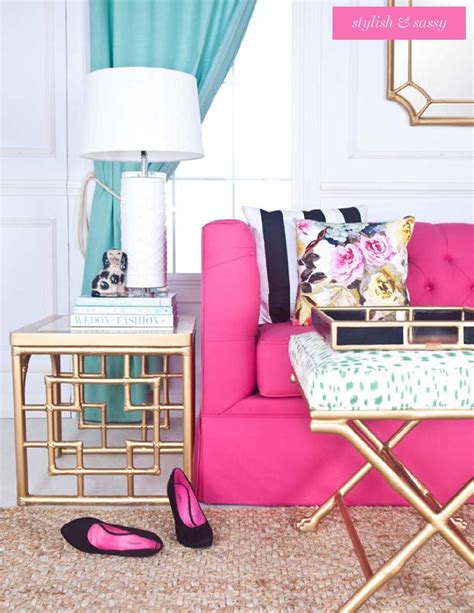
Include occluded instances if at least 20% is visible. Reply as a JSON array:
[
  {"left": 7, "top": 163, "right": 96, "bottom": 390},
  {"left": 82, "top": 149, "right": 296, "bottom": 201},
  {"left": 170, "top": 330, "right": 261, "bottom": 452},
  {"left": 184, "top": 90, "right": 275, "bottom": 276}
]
[{"left": 387, "top": 0, "right": 474, "bottom": 125}]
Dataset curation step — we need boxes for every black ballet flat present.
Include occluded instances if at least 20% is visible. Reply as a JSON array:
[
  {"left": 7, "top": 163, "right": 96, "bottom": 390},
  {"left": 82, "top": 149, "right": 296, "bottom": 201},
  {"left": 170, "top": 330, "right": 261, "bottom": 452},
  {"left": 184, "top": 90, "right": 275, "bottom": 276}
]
[
  {"left": 167, "top": 468, "right": 213, "bottom": 549},
  {"left": 60, "top": 516, "right": 163, "bottom": 557}
]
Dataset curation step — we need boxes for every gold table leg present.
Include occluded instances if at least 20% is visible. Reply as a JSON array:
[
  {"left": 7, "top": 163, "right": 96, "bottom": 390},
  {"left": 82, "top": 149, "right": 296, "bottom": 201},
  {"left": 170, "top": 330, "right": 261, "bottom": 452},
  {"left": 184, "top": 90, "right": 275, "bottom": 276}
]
[
  {"left": 50, "top": 355, "right": 62, "bottom": 457},
  {"left": 182, "top": 349, "right": 195, "bottom": 482},
  {"left": 331, "top": 421, "right": 474, "bottom": 568},
  {"left": 340, "top": 479, "right": 474, "bottom": 612},
  {"left": 297, "top": 420, "right": 419, "bottom": 532},
  {"left": 335, "top": 494, "right": 373, "bottom": 581},
  {"left": 300, "top": 417, "right": 473, "bottom": 612},
  {"left": 12, "top": 349, "right": 28, "bottom": 504},
  {"left": 161, "top": 355, "right": 170, "bottom": 430}
]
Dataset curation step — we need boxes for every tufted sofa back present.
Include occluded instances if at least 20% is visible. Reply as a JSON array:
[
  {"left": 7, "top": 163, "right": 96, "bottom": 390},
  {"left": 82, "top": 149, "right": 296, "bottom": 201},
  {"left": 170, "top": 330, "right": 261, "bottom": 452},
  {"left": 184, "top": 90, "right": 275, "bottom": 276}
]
[{"left": 407, "top": 223, "right": 474, "bottom": 307}]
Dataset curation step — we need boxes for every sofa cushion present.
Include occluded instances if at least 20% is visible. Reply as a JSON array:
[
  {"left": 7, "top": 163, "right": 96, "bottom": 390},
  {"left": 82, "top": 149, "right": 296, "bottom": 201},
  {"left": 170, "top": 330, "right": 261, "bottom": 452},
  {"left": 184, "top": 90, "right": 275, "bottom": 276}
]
[{"left": 256, "top": 322, "right": 307, "bottom": 397}]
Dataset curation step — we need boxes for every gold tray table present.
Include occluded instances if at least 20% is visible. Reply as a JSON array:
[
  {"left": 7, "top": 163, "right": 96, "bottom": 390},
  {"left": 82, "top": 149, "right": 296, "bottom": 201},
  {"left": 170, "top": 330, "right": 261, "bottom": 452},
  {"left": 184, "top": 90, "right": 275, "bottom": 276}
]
[{"left": 289, "top": 331, "right": 473, "bottom": 612}]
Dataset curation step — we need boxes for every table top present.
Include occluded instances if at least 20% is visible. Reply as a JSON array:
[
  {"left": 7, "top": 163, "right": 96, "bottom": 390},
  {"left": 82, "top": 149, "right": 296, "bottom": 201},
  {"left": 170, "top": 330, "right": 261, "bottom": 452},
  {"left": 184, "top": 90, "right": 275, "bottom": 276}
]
[{"left": 10, "top": 315, "right": 196, "bottom": 348}]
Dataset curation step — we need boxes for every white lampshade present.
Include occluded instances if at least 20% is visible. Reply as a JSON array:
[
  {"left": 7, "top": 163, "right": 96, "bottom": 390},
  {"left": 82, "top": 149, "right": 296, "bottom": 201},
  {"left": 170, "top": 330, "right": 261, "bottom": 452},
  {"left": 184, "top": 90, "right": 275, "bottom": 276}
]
[{"left": 80, "top": 67, "right": 203, "bottom": 162}]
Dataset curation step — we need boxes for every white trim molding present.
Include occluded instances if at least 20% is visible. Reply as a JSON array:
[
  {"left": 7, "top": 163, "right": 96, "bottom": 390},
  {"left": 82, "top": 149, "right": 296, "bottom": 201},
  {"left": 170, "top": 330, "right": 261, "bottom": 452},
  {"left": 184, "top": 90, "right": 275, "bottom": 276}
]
[
  {"left": 292, "top": 0, "right": 322, "bottom": 209},
  {"left": 347, "top": 42, "right": 474, "bottom": 161},
  {"left": 0, "top": 179, "right": 68, "bottom": 197},
  {"left": 320, "top": 182, "right": 474, "bottom": 198},
  {"left": 0, "top": 218, "right": 59, "bottom": 315}
]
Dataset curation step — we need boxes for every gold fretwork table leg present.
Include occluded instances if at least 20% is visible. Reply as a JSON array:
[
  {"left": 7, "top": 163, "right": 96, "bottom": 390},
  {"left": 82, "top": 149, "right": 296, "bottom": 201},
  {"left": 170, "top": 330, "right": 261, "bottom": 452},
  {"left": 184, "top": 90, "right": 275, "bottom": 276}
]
[
  {"left": 297, "top": 417, "right": 473, "bottom": 612},
  {"left": 12, "top": 350, "right": 28, "bottom": 504},
  {"left": 10, "top": 322, "right": 196, "bottom": 506},
  {"left": 50, "top": 354, "right": 62, "bottom": 458}
]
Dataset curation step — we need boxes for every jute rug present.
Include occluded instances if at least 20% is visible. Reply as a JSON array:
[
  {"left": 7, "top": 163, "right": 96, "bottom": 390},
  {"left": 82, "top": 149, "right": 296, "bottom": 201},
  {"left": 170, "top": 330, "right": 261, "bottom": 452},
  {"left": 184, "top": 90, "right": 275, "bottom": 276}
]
[{"left": 0, "top": 506, "right": 472, "bottom": 611}]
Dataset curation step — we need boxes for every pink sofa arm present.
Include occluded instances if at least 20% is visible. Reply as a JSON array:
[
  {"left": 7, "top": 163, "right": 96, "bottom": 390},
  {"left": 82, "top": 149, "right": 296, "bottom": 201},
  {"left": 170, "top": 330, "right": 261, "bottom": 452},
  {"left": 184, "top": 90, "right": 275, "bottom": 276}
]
[{"left": 201, "top": 220, "right": 260, "bottom": 415}]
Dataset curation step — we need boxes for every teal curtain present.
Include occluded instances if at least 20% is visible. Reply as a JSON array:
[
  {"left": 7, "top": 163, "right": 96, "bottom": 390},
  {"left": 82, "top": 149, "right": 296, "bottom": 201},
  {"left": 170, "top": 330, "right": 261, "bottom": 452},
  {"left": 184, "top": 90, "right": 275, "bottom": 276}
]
[{"left": 82, "top": 0, "right": 255, "bottom": 422}]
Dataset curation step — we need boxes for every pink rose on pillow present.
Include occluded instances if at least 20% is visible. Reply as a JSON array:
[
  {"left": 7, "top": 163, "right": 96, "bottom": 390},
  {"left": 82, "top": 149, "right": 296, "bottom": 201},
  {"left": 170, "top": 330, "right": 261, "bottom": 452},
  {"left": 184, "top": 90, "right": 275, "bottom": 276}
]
[
  {"left": 296, "top": 219, "right": 313, "bottom": 233},
  {"left": 330, "top": 243, "right": 364, "bottom": 284},
  {"left": 360, "top": 233, "right": 395, "bottom": 266}
]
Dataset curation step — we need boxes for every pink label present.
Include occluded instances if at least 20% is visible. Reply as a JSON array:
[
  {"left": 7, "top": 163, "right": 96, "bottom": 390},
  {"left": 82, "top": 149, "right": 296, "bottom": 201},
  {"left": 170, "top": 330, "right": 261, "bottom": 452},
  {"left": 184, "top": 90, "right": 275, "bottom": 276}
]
[{"left": 333, "top": 6, "right": 466, "bottom": 40}]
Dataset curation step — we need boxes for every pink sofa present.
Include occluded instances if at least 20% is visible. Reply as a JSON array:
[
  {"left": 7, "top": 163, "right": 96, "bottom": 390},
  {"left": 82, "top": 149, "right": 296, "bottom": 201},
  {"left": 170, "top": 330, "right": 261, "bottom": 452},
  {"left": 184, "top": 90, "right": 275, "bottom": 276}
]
[{"left": 194, "top": 220, "right": 474, "bottom": 506}]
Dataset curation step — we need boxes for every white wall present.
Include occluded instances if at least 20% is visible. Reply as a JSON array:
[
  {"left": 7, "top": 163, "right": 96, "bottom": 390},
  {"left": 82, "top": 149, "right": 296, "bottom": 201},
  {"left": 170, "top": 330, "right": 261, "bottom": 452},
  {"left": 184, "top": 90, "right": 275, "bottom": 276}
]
[
  {"left": 0, "top": 0, "right": 70, "bottom": 416},
  {"left": 1, "top": 0, "right": 472, "bottom": 417},
  {"left": 293, "top": 1, "right": 473, "bottom": 222}
]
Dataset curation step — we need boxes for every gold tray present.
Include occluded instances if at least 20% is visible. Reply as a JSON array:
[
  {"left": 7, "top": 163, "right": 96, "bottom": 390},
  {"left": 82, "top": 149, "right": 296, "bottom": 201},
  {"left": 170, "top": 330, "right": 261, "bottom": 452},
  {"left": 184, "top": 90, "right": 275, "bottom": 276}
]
[{"left": 311, "top": 306, "right": 474, "bottom": 351}]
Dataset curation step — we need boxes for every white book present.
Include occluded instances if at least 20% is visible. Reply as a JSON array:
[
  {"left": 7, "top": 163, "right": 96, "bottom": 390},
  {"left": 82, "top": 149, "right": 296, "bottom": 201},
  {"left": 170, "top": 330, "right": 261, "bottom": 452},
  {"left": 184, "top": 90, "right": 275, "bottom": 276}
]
[
  {"left": 70, "top": 313, "right": 176, "bottom": 328},
  {"left": 76, "top": 293, "right": 177, "bottom": 307},
  {"left": 74, "top": 305, "right": 175, "bottom": 315}
]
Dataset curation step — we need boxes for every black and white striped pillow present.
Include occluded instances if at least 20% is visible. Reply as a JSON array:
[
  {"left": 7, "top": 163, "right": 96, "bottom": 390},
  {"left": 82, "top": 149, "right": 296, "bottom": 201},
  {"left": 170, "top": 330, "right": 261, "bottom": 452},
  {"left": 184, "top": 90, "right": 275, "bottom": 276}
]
[{"left": 242, "top": 205, "right": 367, "bottom": 324}]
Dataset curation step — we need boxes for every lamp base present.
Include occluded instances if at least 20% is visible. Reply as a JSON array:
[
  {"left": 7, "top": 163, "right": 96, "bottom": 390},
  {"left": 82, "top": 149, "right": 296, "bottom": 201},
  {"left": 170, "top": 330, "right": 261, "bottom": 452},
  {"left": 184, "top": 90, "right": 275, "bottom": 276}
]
[
  {"left": 126, "top": 286, "right": 169, "bottom": 297},
  {"left": 120, "top": 171, "right": 167, "bottom": 290}
]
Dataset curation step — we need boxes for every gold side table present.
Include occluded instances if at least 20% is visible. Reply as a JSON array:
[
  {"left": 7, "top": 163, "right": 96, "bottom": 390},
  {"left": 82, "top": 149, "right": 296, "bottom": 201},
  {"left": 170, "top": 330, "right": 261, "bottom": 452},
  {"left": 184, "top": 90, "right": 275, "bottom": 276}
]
[{"left": 10, "top": 315, "right": 195, "bottom": 506}]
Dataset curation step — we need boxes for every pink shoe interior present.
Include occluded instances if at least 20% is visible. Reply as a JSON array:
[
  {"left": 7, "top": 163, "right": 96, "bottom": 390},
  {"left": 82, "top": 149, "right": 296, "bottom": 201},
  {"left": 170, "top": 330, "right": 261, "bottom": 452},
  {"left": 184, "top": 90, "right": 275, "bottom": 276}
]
[
  {"left": 87, "top": 522, "right": 160, "bottom": 552},
  {"left": 174, "top": 471, "right": 207, "bottom": 528}
]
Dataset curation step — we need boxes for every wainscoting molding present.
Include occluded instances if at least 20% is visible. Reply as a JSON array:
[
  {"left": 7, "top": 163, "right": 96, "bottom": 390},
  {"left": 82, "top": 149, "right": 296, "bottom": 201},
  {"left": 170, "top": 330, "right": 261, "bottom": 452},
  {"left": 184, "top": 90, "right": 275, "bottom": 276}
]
[
  {"left": 0, "top": 180, "right": 68, "bottom": 197},
  {"left": 0, "top": 0, "right": 56, "bottom": 159},
  {"left": 319, "top": 182, "right": 474, "bottom": 198},
  {"left": 291, "top": 0, "right": 322, "bottom": 208},
  {"left": 0, "top": 217, "right": 58, "bottom": 315},
  {"left": 347, "top": 42, "right": 474, "bottom": 161},
  {"left": 0, "top": 218, "right": 59, "bottom": 375}
]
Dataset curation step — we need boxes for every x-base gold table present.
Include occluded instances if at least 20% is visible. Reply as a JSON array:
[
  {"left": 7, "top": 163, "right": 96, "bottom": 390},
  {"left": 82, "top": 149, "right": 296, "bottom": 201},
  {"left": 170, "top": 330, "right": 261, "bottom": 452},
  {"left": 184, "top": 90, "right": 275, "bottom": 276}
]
[
  {"left": 289, "top": 332, "right": 474, "bottom": 612},
  {"left": 10, "top": 315, "right": 195, "bottom": 505}
]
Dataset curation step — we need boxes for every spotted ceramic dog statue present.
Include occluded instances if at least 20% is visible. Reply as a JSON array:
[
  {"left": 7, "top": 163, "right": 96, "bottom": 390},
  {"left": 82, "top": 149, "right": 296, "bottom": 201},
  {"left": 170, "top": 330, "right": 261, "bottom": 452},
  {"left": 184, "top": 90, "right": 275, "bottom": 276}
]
[{"left": 91, "top": 249, "right": 128, "bottom": 297}]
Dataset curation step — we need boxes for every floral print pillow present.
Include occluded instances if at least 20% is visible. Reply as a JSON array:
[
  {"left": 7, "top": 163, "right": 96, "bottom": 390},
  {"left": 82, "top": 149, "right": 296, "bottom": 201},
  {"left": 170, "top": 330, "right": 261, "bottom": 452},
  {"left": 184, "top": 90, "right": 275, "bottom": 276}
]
[{"left": 294, "top": 216, "right": 415, "bottom": 325}]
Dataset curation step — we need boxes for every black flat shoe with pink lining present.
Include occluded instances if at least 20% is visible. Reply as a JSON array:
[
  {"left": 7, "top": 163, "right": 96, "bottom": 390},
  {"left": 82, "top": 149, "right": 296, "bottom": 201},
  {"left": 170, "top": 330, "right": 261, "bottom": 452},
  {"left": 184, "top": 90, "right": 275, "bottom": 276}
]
[
  {"left": 60, "top": 517, "right": 163, "bottom": 557},
  {"left": 167, "top": 468, "right": 213, "bottom": 549}
]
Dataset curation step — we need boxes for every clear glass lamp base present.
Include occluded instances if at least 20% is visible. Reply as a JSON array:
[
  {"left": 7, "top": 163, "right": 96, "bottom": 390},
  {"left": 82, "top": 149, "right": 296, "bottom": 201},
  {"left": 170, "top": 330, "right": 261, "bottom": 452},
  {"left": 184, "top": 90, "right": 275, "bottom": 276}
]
[{"left": 126, "top": 287, "right": 169, "bottom": 297}]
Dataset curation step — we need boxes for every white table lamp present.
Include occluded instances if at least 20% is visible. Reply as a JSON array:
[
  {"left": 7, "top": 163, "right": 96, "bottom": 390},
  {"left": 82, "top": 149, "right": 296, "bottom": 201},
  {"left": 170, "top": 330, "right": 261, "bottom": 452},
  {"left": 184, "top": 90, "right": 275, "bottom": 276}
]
[{"left": 80, "top": 67, "right": 203, "bottom": 290}]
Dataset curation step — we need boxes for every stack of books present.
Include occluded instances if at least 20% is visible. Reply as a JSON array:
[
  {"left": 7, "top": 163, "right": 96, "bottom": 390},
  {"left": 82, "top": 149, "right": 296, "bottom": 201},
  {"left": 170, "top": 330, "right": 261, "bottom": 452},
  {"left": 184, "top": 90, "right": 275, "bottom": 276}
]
[{"left": 70, "top": 294, "right": 177, "bottom": 329}]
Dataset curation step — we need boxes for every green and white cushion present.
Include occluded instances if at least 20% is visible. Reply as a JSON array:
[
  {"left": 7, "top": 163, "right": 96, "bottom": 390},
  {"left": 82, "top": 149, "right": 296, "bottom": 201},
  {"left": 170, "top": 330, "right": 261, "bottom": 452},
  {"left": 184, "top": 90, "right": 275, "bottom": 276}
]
[{"left": 288, "top": 332, "right": 474, "bottom": 412}]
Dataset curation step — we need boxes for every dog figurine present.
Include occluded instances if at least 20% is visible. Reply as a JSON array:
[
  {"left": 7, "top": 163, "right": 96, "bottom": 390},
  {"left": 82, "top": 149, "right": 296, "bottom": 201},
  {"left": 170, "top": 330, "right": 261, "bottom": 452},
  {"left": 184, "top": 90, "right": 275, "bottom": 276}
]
[{"left": 91, "top": 249, "right": 128, "bottom": 297}]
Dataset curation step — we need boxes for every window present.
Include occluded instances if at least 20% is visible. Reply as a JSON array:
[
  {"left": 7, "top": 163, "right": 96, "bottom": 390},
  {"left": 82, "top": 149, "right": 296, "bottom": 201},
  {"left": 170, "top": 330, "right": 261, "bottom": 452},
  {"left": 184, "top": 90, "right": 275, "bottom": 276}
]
[{"left": 167, "top": 0, "right": 292, "bottom": 273}]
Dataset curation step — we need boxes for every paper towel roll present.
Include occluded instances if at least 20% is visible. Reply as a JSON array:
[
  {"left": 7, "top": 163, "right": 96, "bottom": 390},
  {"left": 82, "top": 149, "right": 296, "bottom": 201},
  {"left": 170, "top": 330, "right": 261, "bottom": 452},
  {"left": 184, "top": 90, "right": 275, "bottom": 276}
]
[{"left": 121, "top": 171, "right": 167, "bottom": 288}]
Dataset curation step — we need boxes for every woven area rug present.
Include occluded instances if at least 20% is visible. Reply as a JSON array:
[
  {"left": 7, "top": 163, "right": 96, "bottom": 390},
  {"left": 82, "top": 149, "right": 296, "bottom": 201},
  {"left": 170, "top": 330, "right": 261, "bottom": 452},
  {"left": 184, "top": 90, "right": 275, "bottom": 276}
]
[{"left": 0, "top": 506, "right": 472, "bottom": 611}]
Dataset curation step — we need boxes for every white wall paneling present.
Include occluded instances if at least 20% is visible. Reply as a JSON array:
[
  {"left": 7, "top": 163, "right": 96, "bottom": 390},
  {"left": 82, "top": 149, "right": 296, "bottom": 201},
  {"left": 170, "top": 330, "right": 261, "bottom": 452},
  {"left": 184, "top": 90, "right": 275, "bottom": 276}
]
[
  {"left": 0, "top": 1, "right": 56, "bottom": 158},
  {"left": 0, "top": 0, "right": 70, "bottom": 418},
  {"left": 0, "top": 0, "right": 67, "bottom": 176},
  {"left": 66, "top": 0, "right": 92, "bottom": 306},
  {"left": 292, "top": 0, "right": 474, "bottom": 221},
  {"left": 0, "top": 193, "right": 70, "bottom": 418},
  {"left": 292, "top": 0, "right": 322, "bottom": 207}
]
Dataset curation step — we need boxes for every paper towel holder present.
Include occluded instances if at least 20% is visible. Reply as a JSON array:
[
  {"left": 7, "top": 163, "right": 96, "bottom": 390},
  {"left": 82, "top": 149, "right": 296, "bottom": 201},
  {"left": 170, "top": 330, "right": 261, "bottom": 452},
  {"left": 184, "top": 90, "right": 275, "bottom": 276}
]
[{"left": 80, "top": 67, "right": 204, "bottom": 292}]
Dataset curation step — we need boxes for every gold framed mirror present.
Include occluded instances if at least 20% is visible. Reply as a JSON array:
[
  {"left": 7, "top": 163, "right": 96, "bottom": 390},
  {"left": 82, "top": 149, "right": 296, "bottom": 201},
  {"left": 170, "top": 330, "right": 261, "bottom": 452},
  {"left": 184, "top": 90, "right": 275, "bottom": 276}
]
[{"left": 387, "top": 0, "right": 474, "bottom": 125}]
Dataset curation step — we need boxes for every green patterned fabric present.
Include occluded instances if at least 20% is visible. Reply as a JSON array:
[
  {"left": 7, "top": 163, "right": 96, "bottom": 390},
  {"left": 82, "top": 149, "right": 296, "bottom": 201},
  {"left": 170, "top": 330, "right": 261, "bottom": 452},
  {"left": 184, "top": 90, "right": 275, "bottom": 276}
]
[{"left": 289, "top": 332, "right": 474, "bottom": 412}]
